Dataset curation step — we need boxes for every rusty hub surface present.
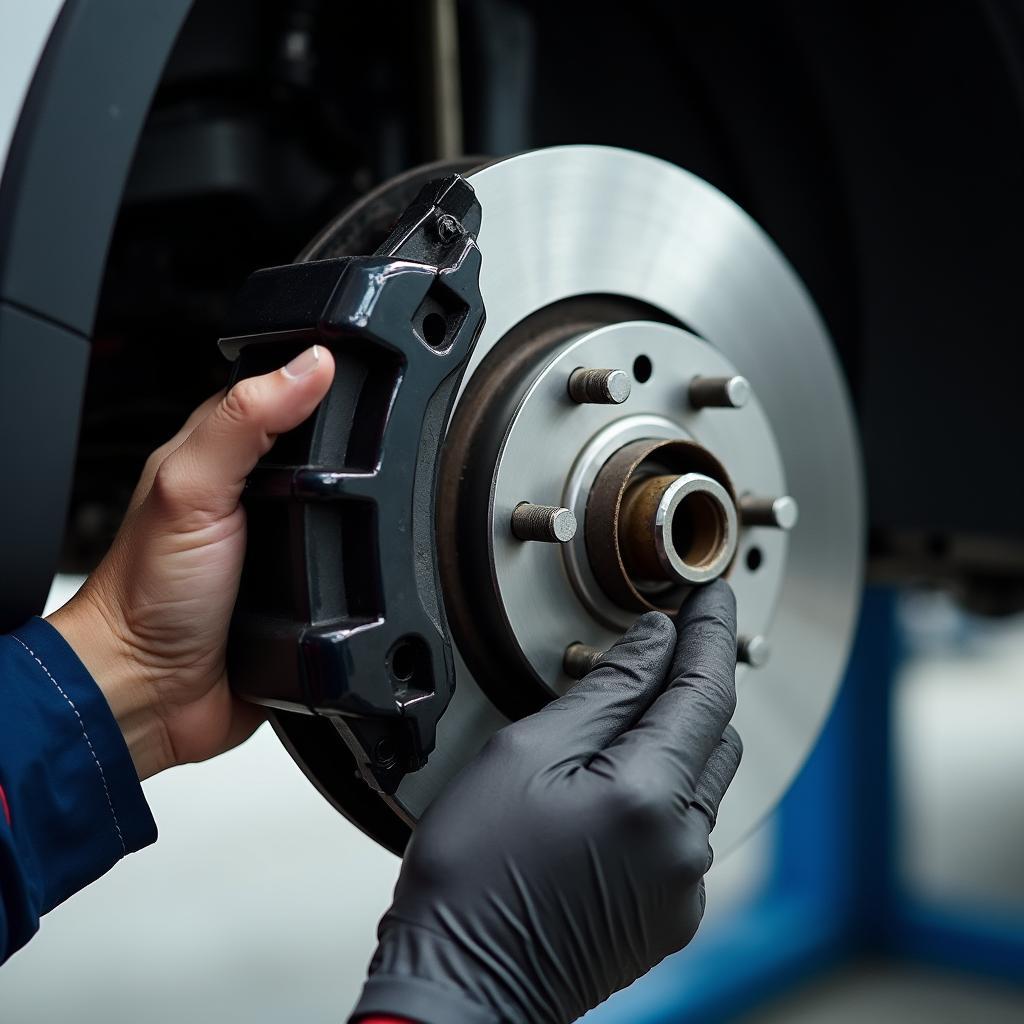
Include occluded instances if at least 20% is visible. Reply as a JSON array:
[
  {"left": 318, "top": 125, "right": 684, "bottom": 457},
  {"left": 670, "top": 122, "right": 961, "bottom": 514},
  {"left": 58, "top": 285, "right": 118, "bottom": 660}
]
[{"left": 586, "top": 437, "right": 739, "bottom": 611}]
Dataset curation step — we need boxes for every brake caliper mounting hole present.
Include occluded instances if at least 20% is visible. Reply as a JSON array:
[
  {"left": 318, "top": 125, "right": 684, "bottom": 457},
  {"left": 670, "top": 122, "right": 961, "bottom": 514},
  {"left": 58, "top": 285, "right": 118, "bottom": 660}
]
[
  {"left": 746, "top": 546, "right": 764, "bottom": 572},
  {"left": 387, "top": 635, "right": 433, "bottom": 700},
  {"left": 422, "top": 312, "right": 448, "bottom": 347}
]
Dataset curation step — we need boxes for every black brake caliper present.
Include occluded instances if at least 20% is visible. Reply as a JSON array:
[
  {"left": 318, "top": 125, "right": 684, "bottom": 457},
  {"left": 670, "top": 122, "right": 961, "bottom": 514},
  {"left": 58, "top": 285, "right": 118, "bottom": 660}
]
[{"left": 218, "top": 174, "right": 484, "bottom": 797}]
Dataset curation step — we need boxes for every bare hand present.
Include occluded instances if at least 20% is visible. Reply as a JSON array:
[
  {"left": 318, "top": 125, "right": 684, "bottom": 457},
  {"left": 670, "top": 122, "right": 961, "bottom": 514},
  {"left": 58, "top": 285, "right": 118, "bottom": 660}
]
[{"left": 48, "top": 346, "right": 335, "bottom": 779}]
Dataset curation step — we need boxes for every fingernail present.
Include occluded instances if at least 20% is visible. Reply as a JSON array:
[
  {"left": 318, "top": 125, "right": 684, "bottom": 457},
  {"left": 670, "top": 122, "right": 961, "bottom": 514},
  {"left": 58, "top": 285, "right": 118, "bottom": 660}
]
[{"left": 282, "top": 345, "right": 320, "bottom": 380}]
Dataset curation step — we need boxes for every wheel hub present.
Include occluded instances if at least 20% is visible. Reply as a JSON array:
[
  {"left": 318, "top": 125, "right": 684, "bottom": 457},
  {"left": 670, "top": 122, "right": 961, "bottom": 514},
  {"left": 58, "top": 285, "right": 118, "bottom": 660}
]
[
  {"left": 439, "top": 316, "right": 790, "bottom": 720},
  {"left": 226, "top": 145, "right": 864, "bottom": 855},
  {"left": 401, "top": 147, "right": 863, "bottom": 853}
]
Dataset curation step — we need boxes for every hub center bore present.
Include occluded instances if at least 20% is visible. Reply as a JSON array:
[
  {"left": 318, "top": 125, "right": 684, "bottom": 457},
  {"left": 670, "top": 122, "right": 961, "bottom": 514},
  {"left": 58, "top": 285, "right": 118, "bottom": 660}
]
[
  {"left": 621, "top": 472, "right": 738, "bottom": 586},
  {"left": 585, "top": 436, "right": 739, "bottom": 612}
]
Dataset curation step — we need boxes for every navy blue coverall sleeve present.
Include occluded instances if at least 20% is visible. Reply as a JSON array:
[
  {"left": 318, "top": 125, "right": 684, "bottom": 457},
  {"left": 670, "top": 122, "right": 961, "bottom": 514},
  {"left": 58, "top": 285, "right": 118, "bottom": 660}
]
[{"left": 0, "top": 617, "right": 157, "bottom": 964}]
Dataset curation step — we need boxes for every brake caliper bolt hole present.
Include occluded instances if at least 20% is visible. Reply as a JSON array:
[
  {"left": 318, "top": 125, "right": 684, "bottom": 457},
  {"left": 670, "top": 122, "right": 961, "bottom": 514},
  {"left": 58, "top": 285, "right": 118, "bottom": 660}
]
[
  {"left": 632, "top": 354, "right": 653, "bottom": 383},
  {"left": 388, "top": 639, "right": 417, "bottom": 684},
  {"left": 422, "top": 312, "right": 448, "bottom": 347},
  {"left": 746, "top": 546, "right": 764, "bottom": 572}
]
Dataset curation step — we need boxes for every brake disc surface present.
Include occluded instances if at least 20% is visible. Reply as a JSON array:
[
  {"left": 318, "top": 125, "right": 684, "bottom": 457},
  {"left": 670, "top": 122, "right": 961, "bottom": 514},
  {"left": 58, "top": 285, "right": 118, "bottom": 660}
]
[
  {"left": 231, "top": 145, "right": 863, "bottom": 854},
  {"left": 397, "top": 147, "right": 863, "bottom": 852}
]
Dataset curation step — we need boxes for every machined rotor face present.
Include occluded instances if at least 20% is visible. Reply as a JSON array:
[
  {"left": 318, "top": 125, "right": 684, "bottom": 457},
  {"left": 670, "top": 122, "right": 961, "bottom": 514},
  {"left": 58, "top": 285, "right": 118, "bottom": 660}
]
[
  {"left": 437, "top": 318, "right": 791, "bottom": 719},
  {"left": 398, "top": 146, "right": 864, "bottom": 853},
  {"left": 290, "top": 146, "right": 863, "bottom": 853}
]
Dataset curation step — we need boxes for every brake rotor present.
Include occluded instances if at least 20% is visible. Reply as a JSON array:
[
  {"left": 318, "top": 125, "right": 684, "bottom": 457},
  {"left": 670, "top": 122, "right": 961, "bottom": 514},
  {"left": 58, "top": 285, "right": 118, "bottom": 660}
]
[{"left": 234, "top": 146, "right": 863, "bottom": 854}]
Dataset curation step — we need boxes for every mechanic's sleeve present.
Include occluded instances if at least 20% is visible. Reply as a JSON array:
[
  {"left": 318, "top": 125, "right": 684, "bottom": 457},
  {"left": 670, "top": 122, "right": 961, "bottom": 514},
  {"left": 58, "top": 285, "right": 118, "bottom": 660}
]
[{"left": 0, "top": 617, "right": 157, "bottom": 964}]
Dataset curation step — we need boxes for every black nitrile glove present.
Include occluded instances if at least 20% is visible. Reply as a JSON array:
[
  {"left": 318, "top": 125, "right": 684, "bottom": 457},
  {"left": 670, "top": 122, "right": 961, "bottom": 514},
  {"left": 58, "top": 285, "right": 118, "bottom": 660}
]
[{"left": 352, "top": 579, "right": 743, "bottom": 1024}]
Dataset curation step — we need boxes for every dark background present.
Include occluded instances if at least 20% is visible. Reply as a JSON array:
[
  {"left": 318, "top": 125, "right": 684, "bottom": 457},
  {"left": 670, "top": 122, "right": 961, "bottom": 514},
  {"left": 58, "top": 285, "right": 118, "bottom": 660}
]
[{"left": 69, "top": 0, "right": 1024, "bottom": 611}]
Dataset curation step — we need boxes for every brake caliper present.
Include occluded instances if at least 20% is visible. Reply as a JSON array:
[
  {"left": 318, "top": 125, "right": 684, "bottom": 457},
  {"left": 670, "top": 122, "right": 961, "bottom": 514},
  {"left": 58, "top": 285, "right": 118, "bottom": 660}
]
[{"left": 219, "top": 174, "right": 484, "bottom": 795}]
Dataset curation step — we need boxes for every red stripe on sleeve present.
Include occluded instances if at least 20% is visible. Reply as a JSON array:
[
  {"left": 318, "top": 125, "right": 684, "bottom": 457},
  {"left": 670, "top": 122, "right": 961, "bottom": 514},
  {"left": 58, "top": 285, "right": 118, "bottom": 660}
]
[{"left": 0, "top": 784, "right": 10, "bottom": 825}]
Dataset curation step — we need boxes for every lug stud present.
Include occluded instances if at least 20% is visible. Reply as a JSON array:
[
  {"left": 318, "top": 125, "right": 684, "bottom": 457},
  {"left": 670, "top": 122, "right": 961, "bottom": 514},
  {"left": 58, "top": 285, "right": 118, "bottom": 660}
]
[
  {"left": 738, "top": 634, "right": 771, "bottom": 667},
  {"left": 511, "top": 502, "right": 578, "bottom": 543},
  {"left": 564, "top": 642, "right": 605, "bottom": 679},
  {"left": 568, "top": 367, "right": 632, "bottom": 405},
  {"left": 689, "top": 374, "right": 750, "bottom": 410},
  {"left": 739, "top": 494, "right": 799, "bottom": 530}
]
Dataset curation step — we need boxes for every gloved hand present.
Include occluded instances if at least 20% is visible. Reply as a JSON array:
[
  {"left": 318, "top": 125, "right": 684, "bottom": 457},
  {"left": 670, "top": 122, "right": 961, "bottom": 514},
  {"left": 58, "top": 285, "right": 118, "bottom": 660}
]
[
  {"left": 353, "top": 579, "right": 742, "bottom": 1024},
  {"left": 47, "top": 346, "right": 335, "bottom": 779}
]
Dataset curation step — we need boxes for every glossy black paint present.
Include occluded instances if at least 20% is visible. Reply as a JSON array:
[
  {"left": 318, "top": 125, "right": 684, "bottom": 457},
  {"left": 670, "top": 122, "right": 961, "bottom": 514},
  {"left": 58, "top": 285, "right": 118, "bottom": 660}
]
[{"left": 220, "top": 174, "right": 485, "bottom": 798}]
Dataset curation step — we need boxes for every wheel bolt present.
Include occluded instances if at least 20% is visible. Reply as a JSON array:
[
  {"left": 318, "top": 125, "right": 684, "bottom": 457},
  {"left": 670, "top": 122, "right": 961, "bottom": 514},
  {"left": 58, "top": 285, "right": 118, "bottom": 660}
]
[
  {"left": 564, "top": 642, "right": 605, "bottom": 678},
  {"left": 689, "top": 374, "right": 750, "bottom": 409},
  {"left": 738, "top": 634, "right": 771, "bottom": 667},
  {"left": 511, "top": 502, "right": 578, "bottom": 543},
  {"left": 739, "top": 494, "right": 799, "bottom": 530},
  {"left": 568, "top": 367, "right": 632, "bottom": 405}
]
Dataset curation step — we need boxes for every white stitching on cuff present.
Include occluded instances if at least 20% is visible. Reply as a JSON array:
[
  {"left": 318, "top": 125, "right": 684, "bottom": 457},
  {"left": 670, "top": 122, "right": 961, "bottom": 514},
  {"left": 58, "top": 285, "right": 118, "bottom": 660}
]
[{"left": 11, "top": 634, "right": 127, "bottom": 856}]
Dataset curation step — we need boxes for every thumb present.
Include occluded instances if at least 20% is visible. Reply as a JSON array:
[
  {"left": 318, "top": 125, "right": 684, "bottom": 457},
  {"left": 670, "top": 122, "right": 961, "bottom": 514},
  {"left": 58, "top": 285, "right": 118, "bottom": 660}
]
[{"left": 151, "top": 345, "right": 335, "bottom": 521}]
